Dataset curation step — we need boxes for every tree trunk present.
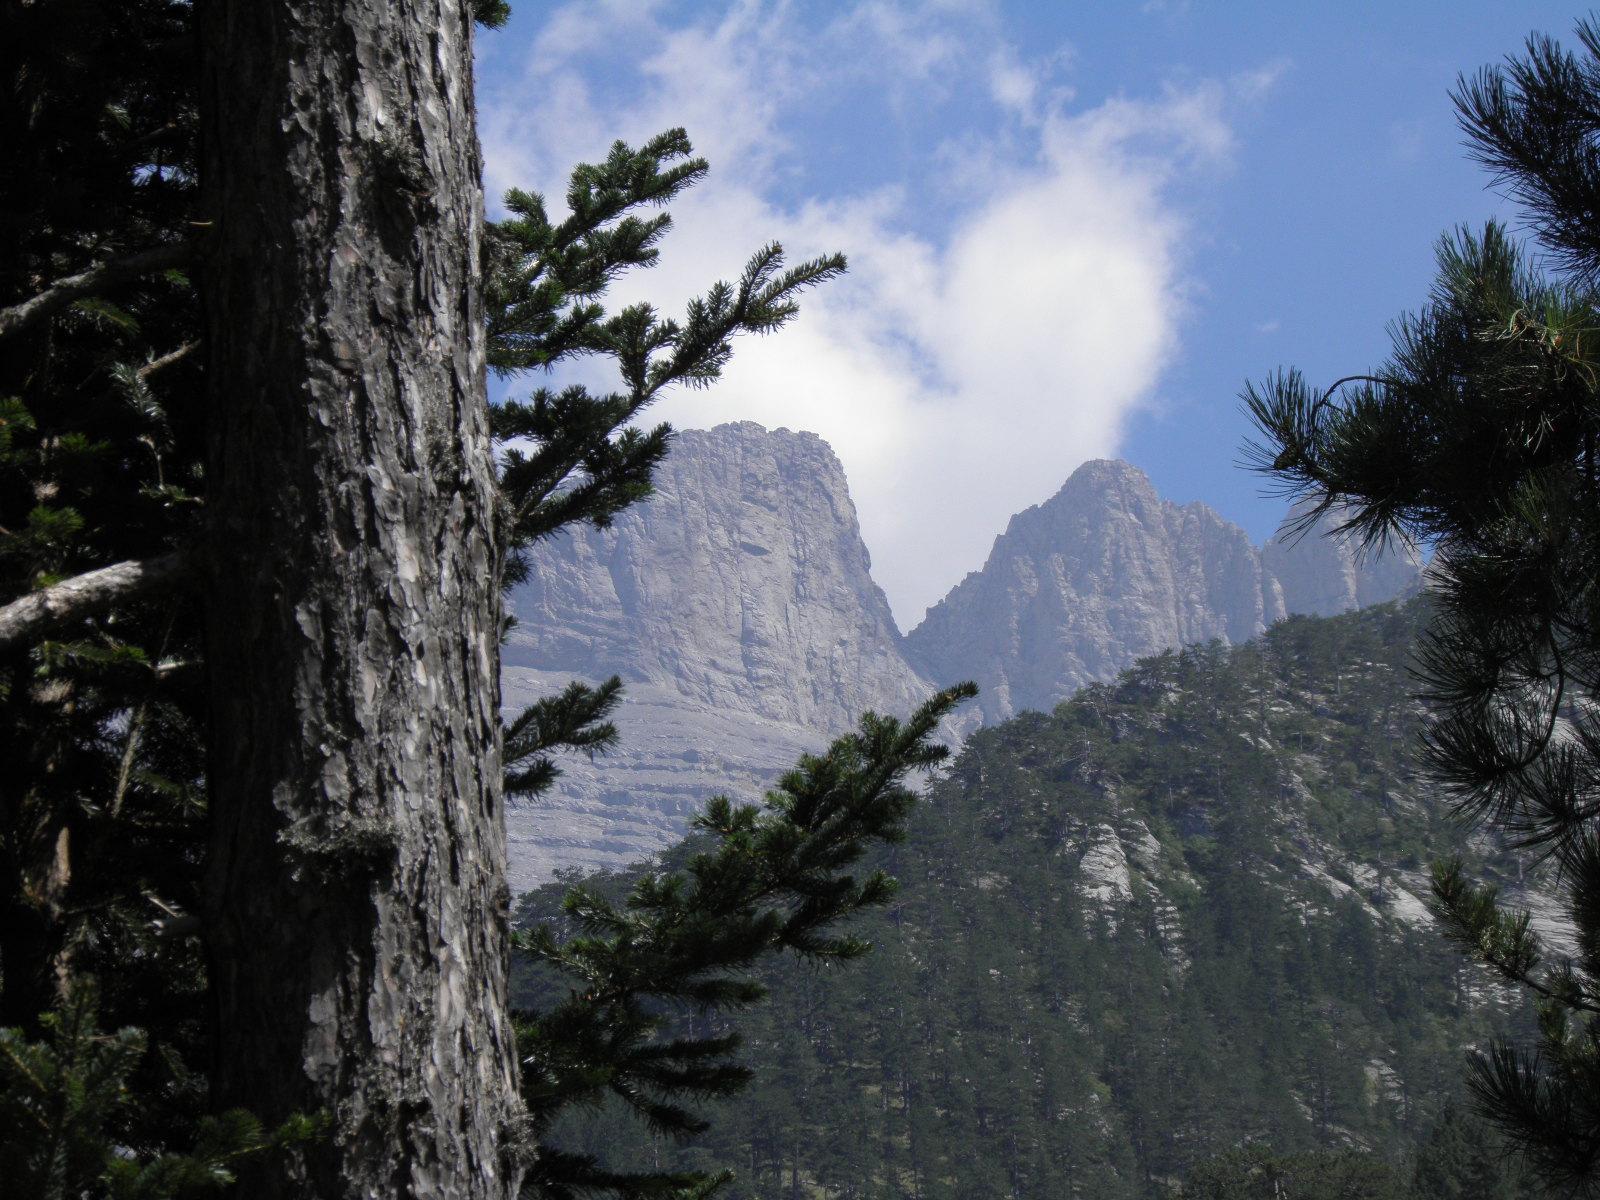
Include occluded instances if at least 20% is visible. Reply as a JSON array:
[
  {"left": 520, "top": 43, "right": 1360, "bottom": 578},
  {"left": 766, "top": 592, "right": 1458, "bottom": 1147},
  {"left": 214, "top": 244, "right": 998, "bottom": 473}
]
[{"left": 197, "top": 3, "right": 519, "bottom": 1197}]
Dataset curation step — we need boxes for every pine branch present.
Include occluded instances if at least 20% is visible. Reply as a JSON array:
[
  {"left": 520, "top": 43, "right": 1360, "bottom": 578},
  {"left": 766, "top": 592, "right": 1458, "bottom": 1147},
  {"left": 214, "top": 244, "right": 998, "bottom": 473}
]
[
  {"left": 1244, "top": 28, "right": 1600, "bottom": 1186},
  {"left": 494, "top": 242, "right": 843, "bottom": 554},
  {"left": 0, "top": 244, "right": 192, "bottom": 341},
  {"left": 505, "top": 677, "right": 624, "bottom": 802},
  {"left": 0, "top": 552, "right": 189, "bottom": 655},
  {"left": 512, "top": 684, "right": 976, "bottom": 1196}
]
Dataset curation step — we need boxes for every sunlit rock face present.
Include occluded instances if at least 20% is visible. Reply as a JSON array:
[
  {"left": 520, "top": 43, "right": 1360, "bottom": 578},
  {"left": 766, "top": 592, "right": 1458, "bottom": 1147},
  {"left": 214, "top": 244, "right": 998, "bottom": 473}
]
[
  {"left": 904, "top": 460, "right": 1422, "bottom": 725},
  {"left": 504, "top": 439, "right": 1422, "bottom": 891},
  {"left": 1261, "top": 501, "right": 1425, "bottom": 618},
  {"left": 502, "top": 422, "right": 941, "bottom": 890},
  {"left": 906, "top": 460, "right": 1272, "bottom": 724}
]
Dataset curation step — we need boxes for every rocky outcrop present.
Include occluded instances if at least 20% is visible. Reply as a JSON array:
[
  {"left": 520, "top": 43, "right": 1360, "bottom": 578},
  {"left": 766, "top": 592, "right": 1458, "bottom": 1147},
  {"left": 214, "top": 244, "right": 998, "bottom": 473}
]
[
  {"left": 506, "top": 441, "right": 1424, "bottom": 888},
  {"left": 906, "top": 461, "right": 1274, "bottom": 723},
  {"left": 1262, "top": 502, "right": 1424, "bottom": 618},
  {"left": 502, "top": 422, "right": 941, "bottom": 890},
  {"left": 905, "top": 460, "right": 1423, "bottom": 724}
]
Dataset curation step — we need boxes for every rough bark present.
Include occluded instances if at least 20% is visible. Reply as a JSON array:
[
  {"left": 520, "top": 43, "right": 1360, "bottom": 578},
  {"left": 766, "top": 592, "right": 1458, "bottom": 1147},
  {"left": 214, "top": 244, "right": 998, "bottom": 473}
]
[
  {"left": 0, "top": 552, "right": 187, "bottom": 654},
  {"left": 198, "top": 3, "right": 519, "bottom": 1198}
]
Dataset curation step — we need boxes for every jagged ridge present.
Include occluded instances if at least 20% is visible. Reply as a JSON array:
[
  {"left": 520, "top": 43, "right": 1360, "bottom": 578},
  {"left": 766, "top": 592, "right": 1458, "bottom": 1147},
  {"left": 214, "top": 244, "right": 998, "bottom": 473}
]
[
  {"left": 506, "top": 433, "right": 1421, "bottom": 885},
  {"left": 905, "top": 458, "right": 1422, "bottom": 723}
]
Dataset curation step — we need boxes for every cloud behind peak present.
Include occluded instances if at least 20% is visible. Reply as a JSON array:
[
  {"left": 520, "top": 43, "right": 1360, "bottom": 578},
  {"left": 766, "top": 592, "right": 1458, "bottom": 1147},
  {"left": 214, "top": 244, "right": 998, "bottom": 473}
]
[{"left": 479, "top": 0, "right": 1271, "bottom": 627}]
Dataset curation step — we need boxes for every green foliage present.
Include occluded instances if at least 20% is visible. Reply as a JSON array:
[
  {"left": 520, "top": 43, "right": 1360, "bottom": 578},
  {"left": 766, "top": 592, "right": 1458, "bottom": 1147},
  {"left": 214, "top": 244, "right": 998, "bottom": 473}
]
[
  {"left": 1244, "top": 16, "right": 1600, "bottom": 1192},
  {"left": 505, "top": 677, "right": 624, "bottom": 802},
  {"left": 488, "top": 128, "right": 845, "bottom": 569},
  {"left": 1410, "top": 1103, "right": 1528, "bottom": 1200},
  {"left": 1181, "top": 1145, "right": 1409, "bottom": 1200},
  {"left": 1184, "top": 1112, "right": 1531, "bottom": 1200},
  {"left": 514, "top": 685, "right": 975, "bottom": 1199},
  {"left": 472, "top": 0, "right": 512, "bottom": 29},
  {"left": 524, "top": 604, "right": 1542, "bottom": 1198},
  {"left": 0, "top": 12, "right": 214, "bottom": 1191},
  {"left": 1455, "top": 18, "right": 1600, "bottom": 287},
  {"left": 486, "top": 130, "right": 709, "bottom": 375},
  {"left": 0, "top": 987, "right": 322, "bottom": 1200}
]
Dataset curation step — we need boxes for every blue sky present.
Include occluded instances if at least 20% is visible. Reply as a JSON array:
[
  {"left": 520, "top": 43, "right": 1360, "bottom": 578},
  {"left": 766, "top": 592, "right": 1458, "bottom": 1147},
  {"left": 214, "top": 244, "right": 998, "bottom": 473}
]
[{"left": 477, "top": 1, "right": 1579, "bottom": 629}]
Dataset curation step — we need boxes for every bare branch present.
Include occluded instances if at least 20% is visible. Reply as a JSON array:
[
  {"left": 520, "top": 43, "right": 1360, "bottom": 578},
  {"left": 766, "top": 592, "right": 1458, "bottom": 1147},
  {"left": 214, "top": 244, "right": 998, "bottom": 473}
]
[
  {"left": 0, "top": 243, "right": 193, "bottom": 341},
  {"left": 0, "top": 551, "right": 188, "bottom": 653},
  {"left": 137, "top": 340, "right": 199, "bottom": 379}
]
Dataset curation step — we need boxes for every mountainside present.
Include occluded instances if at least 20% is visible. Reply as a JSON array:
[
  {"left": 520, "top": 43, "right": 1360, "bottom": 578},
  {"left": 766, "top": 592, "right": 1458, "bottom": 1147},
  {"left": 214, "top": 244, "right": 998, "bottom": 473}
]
[
  {"left": 1261, "top": 504, "right": 1427, "bottom": 619},
  {"left": 506, "top": 432, "right": 1422, "bottom": 886},
  {"left": 905, "top": 459, "right": 1422, "bottom": 723},
  {"left": 519, "top": 602, "right": 1550, "bottom": 1198},
  {"left": 502, "top": 422, "right": 938, "bottom": 889}
]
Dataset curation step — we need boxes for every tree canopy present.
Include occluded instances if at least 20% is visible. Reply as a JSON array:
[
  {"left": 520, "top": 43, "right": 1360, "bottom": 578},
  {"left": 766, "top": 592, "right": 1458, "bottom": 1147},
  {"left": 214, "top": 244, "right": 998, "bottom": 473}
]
[
  {"left": 1245, "top": 16, "right": 1600, "bottom": 1194},
  {"left": 0, "top": 3, "right": 970, "bottom": 1196}
]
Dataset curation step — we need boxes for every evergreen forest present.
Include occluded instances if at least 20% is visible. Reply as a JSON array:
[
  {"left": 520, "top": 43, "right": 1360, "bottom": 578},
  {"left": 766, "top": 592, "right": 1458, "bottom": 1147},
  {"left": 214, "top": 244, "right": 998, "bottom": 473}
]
[
  {"left": 519, "top": 602, "right": 1542, "bottom": 1198},
  {"left": 5, "top": 3, "right": 1600, "bottom": 1197}
]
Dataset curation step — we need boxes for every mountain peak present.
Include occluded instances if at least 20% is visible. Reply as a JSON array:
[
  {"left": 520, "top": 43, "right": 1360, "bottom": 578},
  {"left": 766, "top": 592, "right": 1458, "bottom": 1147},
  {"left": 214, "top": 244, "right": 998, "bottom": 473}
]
[
  {"left": 907, "top": 460, "right": 1421, "bottom": 723},
  {"left": 1062, "top": 456, "right": 1153, "bottom": 487},
  {"left": 501, "top": 420, "right": 936, "bottom": 887},
  {"left": 907, "top": 463, "right": 1268, "bottom": 722},
  {"left": 1031, "top": 457, "right": 1158, "bottom": 514}
]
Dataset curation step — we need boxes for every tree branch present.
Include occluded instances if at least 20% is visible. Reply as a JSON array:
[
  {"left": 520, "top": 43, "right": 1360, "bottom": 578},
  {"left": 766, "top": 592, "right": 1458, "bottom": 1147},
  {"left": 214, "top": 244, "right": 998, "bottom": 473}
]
[
  {"left": 0, "top": 243, "right": 193, "bottom": 341},
  {"left": 0, "top": 552, "right": 189, "bottom": 653},
  {"left": 137, "top": 340, "right": 199, "bottom": 379}
]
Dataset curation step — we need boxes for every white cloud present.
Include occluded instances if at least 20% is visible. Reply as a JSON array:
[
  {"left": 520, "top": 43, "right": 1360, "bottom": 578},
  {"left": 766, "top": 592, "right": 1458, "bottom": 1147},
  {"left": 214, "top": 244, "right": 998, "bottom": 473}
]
[
  {"left": 480, "top": 2, "right": 1257, "bottom": 629},
  {"left": 989, "top": 51, "right": 1040, "bottom": 114}
]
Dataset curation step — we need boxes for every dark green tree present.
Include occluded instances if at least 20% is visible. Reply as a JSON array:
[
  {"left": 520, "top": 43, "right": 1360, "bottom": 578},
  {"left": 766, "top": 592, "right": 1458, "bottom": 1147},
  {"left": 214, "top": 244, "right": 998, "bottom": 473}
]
[
  {"left": 1181, "top": 1145, "right": 1409, "bottom": 1200},
  {"left": 0, "top": 4, "right": 222, "bottom": 1188},
  {"left": 512, "top": 686, "right": 973, "bottom": 1200},
  {"left": 1, "top": 4, "right": 967, "bottom": 1195},
  {"left": 1245, "top": 15, "right": 1600, "bottom": 1193},
  {"left": 1411, "top": 1104, "right": 1526, "bottom": 1200},
  {"left": 0, "top": 985, "right": 322, "bottom": 1200}
]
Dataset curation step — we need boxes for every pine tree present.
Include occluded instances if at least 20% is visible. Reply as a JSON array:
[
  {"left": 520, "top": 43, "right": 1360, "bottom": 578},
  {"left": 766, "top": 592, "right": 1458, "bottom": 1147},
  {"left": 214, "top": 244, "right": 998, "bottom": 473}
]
[
  {"left": 195, "top": 2, "right": 519, "bottom": 1194},
  {"left": 0, "top": 5, "right": 219, "bottom": 1185},
  {"left": 1410, "top": 1103, "right": 1526, "bottom": 1200},
  {"left": 1245, "top": 16, "right": 1600, "bottom": 1192},
  {"left": 2, "top": 4, "right": 970, "bottom": 1196},
  {"left": 1181, "top": 1145, "right": 1410, "bottom": 1200},
  {"left": 511, "top": 685, "right": 972, "bottom": 1200}
]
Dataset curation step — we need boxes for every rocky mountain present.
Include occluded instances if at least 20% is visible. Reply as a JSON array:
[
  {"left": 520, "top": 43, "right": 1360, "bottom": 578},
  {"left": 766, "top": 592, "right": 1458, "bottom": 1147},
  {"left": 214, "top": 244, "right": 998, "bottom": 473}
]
[
  {"left": 905, "top": 459, "right": 1422, "bottom": 723},
  {"left": 501, "top": 421, "right": 939, "bottom": 890},
  {"left": 520, "top": 601, "right": 1551, "bottom": 1198},
  {"left": 1262, "top": 503, "right": 1427, "bottom": 619},
  {"left": 506, "top": 433, "right": 1422, "bottom": 887}
]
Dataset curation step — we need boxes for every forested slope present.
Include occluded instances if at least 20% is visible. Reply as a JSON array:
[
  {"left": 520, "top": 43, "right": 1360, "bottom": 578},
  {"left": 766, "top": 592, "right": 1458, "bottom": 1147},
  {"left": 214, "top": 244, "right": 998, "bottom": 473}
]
[{"left": 518, "top": 602, "right": 1544, "bottom": 1197}]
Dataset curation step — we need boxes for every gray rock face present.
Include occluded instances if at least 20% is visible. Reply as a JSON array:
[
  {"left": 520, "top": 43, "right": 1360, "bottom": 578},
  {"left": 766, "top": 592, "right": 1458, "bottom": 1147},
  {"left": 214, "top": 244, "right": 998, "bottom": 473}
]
[
  {"left": 506, "top": 439, "right": 1423, "bottom": 889},
  {"left": 502, "top": 422, "right": 939, "bottom": 890},
  {"left": 1262, "top": 502, "right": 1425, "bottom": 618},
  {"left": 904, "top": 460, "right": 1423, "bottom": 724}
]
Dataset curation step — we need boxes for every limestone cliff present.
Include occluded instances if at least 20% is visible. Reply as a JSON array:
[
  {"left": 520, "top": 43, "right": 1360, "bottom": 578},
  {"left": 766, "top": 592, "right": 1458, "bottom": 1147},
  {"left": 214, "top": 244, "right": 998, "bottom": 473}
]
[
  {"left": 502, "top": 422, "right": 938, "bottom": 889},
  {"left": 507, "top": 441, "right": 1423, "bottom": 886},
  {"left": 1262, "top": 501, "right": 1425, "bottom": 618},
  {"left": 904, "top": 460, "right": 1422, "bottom": 723}
]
